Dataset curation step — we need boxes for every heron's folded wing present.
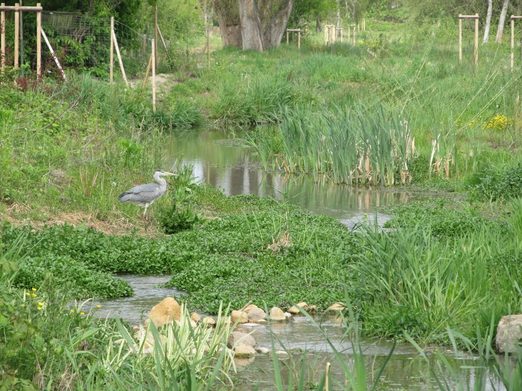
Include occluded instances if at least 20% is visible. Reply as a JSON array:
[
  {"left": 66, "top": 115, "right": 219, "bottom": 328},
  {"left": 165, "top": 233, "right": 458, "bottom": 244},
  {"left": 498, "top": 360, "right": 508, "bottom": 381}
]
[{"left": 119, "top": 183, "right": 160, "bottom": 203}]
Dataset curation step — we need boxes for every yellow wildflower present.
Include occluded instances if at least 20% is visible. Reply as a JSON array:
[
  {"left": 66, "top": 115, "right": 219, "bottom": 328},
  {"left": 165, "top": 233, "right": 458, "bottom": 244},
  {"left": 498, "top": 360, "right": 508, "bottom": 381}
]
[
  {"left": 37, "top": 301, "right": 45, "bottom": 311},
  {"left": 485, "top": 114, "right": 511, "bottom": 130}
]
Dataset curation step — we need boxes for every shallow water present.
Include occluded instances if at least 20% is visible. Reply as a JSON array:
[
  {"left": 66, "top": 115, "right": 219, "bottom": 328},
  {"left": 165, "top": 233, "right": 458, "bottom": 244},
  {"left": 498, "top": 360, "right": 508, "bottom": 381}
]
[
  {"left": 88, "top": 276, "right": 504, "bottom": 391},
  {"left": 161, "top": 130, "right": 418, "bottom": 226}
]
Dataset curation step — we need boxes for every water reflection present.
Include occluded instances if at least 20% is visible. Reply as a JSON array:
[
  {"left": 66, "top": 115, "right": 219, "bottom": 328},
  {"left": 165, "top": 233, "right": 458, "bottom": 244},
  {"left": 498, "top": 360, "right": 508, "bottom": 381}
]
[{"left": 163, "top": 130, "right": 414, "bottom": 221}]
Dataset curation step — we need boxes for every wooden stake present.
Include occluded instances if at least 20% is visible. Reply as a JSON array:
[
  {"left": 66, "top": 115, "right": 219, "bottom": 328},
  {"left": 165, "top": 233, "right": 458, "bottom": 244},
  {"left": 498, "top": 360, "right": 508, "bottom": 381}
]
[
  {"left": 36, "top": 4, "right": 41, "bottom": 80},
  {"left": 109, "top": 16, "right": 114, "bottom": 83},
  {"left": 458, "top": 18, "right": 462, "bottom": 64},
  {"left": 142, "top": 54, "right": 152, "bottom": 88},
  {"left": 41, "top": 28, "right": 65, "bottom": 81},
  {"left": 14, "top": 3, "right": 19, "bottom": 68},
  {"left": 474, "top": 14, "right": 479, "bottom": 66},
  {"left": 511, "top": 16, "right": 515, "bottom": 71},
  {"left": 151, "top": 38, "right": 156, "bottom": 113},
  {"left": 298, "top": 30, "right": 301, "bottom": 49},
  {"left": 1, "top": 3, "right": 5, "bottom": 72},
  {"left": 111, "top": 23, "right": 128, "bottom": 86},
  {"left": 154, "top": 5, "right": 158, "bottom": 68},
  {"left": 286, "top": 29, "right": 289, "bottom": 44}
]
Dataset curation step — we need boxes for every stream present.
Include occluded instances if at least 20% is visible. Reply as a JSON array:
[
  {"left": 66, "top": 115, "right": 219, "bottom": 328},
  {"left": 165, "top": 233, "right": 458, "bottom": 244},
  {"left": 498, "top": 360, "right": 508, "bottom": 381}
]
[{"left": 90, "top": 130, "right": 503, "bottom": 390}]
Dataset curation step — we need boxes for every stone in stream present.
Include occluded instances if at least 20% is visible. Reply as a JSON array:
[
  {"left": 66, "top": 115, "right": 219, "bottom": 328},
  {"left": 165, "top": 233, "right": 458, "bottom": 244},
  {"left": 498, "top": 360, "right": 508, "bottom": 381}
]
[
  {"left": 202, "top": 316, "right": 216, "bottom": 327},
  {"left": 228, "top": 331, "right": 256, "bottom": 349},
  {"left": 234, "top": 344, "right": 256, "bottom": 358},
  {"left": 326, "top": 302, "right": 346, "bottom": 314},
  {"left": 191, "top": 312, "right": 201, "bottom": 323},
  {"left": 148, "top": 297, "right": 181, "bottom": 328},
  {"left": 247, "top": 307, "right": 267, "bottom": 323},
  {"left": 231, "top": 310, "right": 249, "bottom": 324},
  {"left": 256, "top": 347, "right": 270, "bottom": 354},
  {"left": 496, "top": 314, "right": 522, "bottom": 353},
  {"left": 288, "top": 302, "right": 308, "bottom": 315},
  {"left": 269, "top": 307, "right": 287, "bottom": 321}
]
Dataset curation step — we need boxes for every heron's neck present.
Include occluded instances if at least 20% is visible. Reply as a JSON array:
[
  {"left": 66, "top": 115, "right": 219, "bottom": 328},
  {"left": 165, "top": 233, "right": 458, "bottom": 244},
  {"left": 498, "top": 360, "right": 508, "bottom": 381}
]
[{"left": 153, "top": 173, "right": 167, "bottom": 189}]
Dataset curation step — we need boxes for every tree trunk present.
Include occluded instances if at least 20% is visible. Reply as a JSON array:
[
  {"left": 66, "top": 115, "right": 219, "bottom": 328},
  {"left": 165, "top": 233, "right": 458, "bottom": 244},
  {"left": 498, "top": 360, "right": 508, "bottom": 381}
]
[
  {"left": 336, "top": 0, "right": 341, "bottom": 35},
  {"left": 496, "top": 0, "right": 510, "bottom": 43},
  {"left": 214, "top": 0, "right": 242, "bottom": 48},
  {"left": 316, "top": 15, "right": 322, "bottom": 32},
  {"left": 483, "top": 0, "right": 493, "bottom": 43},
  {"left": 238, "top": 0, "right": 293, "bottom": 51},
  {"left": 239, "top": 0, "right": 264, "bottom": 51}
]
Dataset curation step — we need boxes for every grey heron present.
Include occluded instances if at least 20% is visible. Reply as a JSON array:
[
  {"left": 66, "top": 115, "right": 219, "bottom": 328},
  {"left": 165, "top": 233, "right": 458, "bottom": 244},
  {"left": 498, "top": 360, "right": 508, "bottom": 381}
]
[{"left": 119, "top": 170, "right": 175, "bottom": 216}]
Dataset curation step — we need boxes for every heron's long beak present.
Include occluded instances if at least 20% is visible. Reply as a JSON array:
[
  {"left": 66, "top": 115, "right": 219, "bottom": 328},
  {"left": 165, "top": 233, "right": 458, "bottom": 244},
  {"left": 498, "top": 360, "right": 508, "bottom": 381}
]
[{"left": 163, "top": 172, "right": 176, "bottom": 176}]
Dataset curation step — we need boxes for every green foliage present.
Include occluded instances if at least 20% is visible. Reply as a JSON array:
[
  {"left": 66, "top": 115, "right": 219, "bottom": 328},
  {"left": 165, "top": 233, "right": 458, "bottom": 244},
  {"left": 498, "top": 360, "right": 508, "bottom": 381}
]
[
  {"left": 157, "top": 167, "right": 201, "bottom": 234},
  {"left": 468, "top": 162, "right": 522, "bottom": 202},
  {"left": 15, "top": 256, "right": 133, "bottom": 299},
  {"left": 383, "top": 199, "right": 494, "bottom": 238}
]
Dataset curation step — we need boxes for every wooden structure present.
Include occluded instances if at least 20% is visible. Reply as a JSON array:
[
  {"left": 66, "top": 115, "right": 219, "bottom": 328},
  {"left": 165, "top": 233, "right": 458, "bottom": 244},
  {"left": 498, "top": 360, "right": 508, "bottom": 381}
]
[
  {"left": 511, "top": 15, "right": 522, "bottom": 71},
  {"left": 0, "top": 2, "right": 42, "bottom": 77},
  {"left": 286, "top": 28, "right": 301, "bottom": 49},
  {"left": 109, "top": 16, "right": 128, "bottom": 86},
  {"left": 458, "top": 14, "right": 479, "bottom": 66},
  {"left": 324, "top": 24, "right": 336, "bottom": 45},
  {"left": 336, "top": 27, "right": 343, "bottom": 43}
]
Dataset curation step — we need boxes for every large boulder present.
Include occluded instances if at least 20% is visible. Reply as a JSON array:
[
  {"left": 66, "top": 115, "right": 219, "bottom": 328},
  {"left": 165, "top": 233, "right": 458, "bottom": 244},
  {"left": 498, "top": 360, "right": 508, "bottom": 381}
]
[
  {"left": 496, "top": 314, "right": 522, "bottom": 353},
  {"left": 148, "top": 297, "right": 181, "bottom": 328}
]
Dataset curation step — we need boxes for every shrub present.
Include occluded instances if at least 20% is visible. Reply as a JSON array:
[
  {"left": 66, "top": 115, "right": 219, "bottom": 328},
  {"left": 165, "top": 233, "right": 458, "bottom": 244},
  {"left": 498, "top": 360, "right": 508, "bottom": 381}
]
[{"left": 468, "top": 162, "right": 522, "bottom": 201}]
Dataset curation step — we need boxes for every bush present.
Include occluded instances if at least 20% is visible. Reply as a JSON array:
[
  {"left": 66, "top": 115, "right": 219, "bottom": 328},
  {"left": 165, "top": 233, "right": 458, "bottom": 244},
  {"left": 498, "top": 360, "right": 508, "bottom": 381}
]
[{"left": 468, "top": 162, "right": 522, "bottom": 201}]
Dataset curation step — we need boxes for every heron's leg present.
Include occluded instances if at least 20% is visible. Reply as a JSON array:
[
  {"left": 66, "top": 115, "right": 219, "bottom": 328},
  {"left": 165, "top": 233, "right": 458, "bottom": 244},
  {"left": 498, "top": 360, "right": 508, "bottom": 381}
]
[{"left": 143, "top": 204, "right": 149, "bottom": 217}]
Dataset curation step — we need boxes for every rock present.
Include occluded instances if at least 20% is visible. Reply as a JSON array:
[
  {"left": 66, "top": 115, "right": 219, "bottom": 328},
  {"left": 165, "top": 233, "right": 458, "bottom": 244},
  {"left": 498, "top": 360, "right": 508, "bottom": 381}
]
[
  {"left": 234, "top": 356, "right": 256, "bottom": 367},
  {"left": 326, "top": 302, "right": 346, "bottom": 313},
  {"left": 307, "top": 305, "right": 318, "bottom": 315},
  {"left": 256, "top": 347, "right": 270, "bottom": 354},
  {"left": 243, "top": 304, "right": 260, "bottom": 313},
  {"left": 234, "top": 344, "right": 256, "bottom": 358},
  {"left": 202, "top": 316, "right": 216, "bottom": 327},
  {"left": 228, "top": 331, "right": 256, "bottom": 349},
  {"left": 269, "top": 307, "right": 287, "bottom": 321},
  {"left": 231, "top": 310, "right": 249, "bottom": 324},
  {"left": 275, "top": 350, "right": 289, "bottom": 359},
  {"left": 288, "top": 302, "right": 308, "bottom": 314},
  {"left": 247, "top": 307, "right": 267, "bottom": 323},
  {"left": 496, "top": 314, "right": 522, "bottom": 353},
  {"left": 191, "top": 312, "right": 201, "bottom": 323},
  {"left": 148, "top": 297, "right": 181, "bottom": 328}
]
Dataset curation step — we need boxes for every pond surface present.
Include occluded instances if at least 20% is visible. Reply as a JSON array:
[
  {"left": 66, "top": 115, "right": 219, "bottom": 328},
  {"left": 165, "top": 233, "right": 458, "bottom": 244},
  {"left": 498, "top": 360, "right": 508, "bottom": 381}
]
[
  {"left": 90, "top": 131, "right": 503, "bottom": 390},
  {"left": 161, "top": 130, "right": 419, "bottom": 226}
]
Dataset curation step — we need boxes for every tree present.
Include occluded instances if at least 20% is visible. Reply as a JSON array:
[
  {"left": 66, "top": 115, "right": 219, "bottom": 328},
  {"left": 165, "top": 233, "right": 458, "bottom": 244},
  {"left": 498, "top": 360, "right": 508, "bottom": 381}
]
[
  {"left": 495, "top": 0, "right": 510, "bottom": 42},
  {"left": 215, "top": 0, "right": 294, "bottom": 51},
  {"left": 214, "top": 0, "right": 242, "bottom": 48},
  {"left": 483, "top": 0, "right": 493, "bottom": 43}
]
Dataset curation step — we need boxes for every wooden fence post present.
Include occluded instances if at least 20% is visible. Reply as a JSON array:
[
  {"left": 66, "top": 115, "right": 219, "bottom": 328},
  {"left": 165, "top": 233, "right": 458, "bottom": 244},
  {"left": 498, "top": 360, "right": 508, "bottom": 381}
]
[
  {"left": 511, "top": 15, "right": 515, "bottom": 72},
  {"left": 109, "top": 16, "right": 114, "bottom": 83},
  {"left": 151, "top": 38, "right": 156, "bottom": 113},
  {"left": 36, "top": 3, "right": 41, "bottom": 79},
  {"left": 298, "top": 30, "right": 301, "bottom": 49},
  {"left": 0, "top": 3, "right": 5, "bottom": 72},
  {"left": 14, "top": 3, "right": 19, "bottom": 68},
  {"left": 111, "top": 19, "right": 128, "bottom": 86},
  {"left": 458, "top": 17, "right": 462, "bottom": 64},
  {"left": 154, "top": 5, "right": 158, "bottom": 68},
  {"left": 474, "top": 14, "right": 479, "bottom": 66}
]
